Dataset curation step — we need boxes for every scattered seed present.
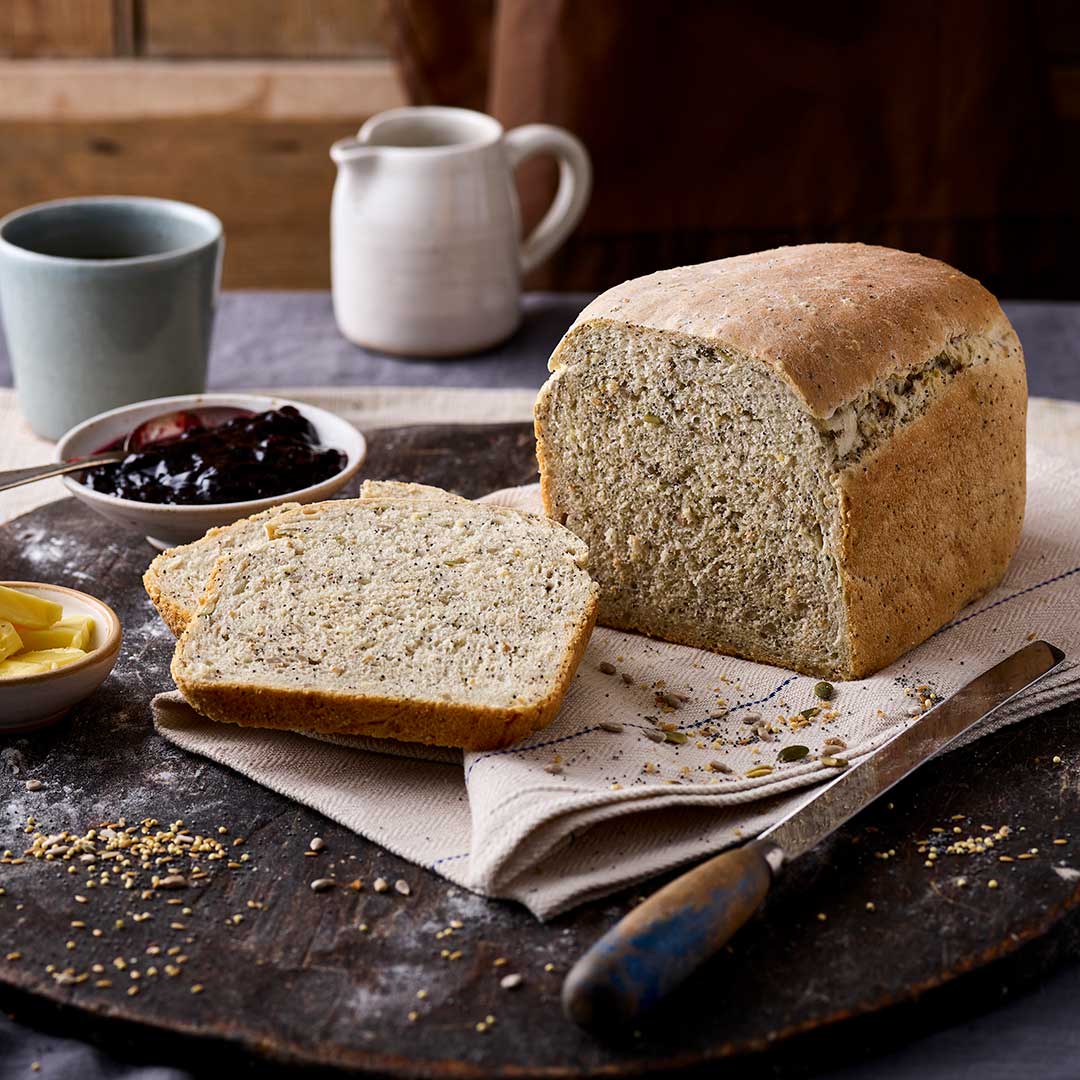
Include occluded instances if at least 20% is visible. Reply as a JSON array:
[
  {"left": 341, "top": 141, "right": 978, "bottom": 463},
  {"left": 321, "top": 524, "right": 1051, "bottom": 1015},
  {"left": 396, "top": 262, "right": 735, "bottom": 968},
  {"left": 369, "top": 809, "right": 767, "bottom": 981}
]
[
  {"left": 1053, "top": 755, "right": 1063, "bottom": 764},
  {"left": 779, "top": 745, "right": 810, "bottom": 763},
  {"left": 621, "top": 673, "right": 634, "bottom": 685},
  {"left": 598, "top": 662, "right": 616, "bottom": 675},
  {"left": 655, "top": 692, "right": 683, "bottom": 709},
  {"left": 156, "top": 874, "right": 187, "bottom": 890},
  {"left": 988, "top": 879, "right": 999, "bottom": 889},
  {"left": 707, "top": 760, "right": 733, "bottom": 774},
  {"left": 821, "top": 756, "right": 850, "bottom": 769},
  {"left": 865, "top": 902, "right": 876, "bottom": 912},
  {"left": 799, "top": 707, "right": 820, "bottom": 720},
  {"left": 373, "top": 878, "right": 389, "bottom": 893},
  {"left": 190, "top": 983, "right": 204, "bottom": 994},
  {"left": 906, "top": 705, "right": 924, "bottom": 717},
  {"left": 394, "top": 879, "right": 411, "bottom": 896},
  {"left": 500, "top": 973, "right": 523, "bottom": 989},
  {"left": 741, "top": 713, "right": 761, "bottom": 725},
  {"left": 664, "top": 731, "right": 688, "bottom": 745},
  {"left": 309, "top": 837, "right": 325, "bottom": 852},
  {"left": 823, "top": 736, "right": 848, "bottom": 750},
  {"left": 543, "top": 763, "right": 564, "bottom": 774},
  {"left": 599, "top": 721, "right": 624, "bottom": 733},
  {"left": 24, "top": 780, "right": 43, "bottom": 792},
  {"left": 310, "top": 878, "right": 336, "bottom": 893},
  {"left": 745, "top": 765, "right": 775, "bottom": 778},
  {"left": 642, "top": 413, "right": 663, "bottom": 426},
  {"left": 813, "top": 682, "right": 834, "bottom": 701},
  {"left": 643, "top": 729, "right": 665, "bottom": 744}
]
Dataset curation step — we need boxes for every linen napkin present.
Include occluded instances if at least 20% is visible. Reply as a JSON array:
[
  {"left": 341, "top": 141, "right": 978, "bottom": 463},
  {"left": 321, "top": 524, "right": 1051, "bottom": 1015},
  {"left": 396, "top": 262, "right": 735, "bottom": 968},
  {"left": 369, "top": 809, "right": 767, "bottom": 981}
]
[{"left": 154, "top": 445, "right": 1080, "bottom": 920}]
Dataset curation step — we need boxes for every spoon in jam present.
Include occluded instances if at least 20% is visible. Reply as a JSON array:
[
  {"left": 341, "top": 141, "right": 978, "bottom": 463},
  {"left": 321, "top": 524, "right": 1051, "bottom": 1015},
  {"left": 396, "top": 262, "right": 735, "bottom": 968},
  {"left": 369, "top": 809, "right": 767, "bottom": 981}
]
[{"left": 0, "top": 406, "right": 252, "bottom": 495}]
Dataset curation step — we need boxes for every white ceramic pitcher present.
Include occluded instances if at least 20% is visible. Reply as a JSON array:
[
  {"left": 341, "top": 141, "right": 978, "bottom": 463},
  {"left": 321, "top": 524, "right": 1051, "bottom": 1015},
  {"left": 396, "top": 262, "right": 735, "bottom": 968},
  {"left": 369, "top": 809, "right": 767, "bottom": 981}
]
[{"left": 330, "top": 106, "right": 591, "bottom": 356}]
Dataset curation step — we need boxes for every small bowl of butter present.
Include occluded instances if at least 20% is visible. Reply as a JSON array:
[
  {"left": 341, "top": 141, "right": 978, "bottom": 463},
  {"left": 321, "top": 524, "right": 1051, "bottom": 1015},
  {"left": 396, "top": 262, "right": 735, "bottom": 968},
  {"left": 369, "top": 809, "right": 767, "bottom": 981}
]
[{"left": 0, "top": 581, "right": 122, "bottom": 732}]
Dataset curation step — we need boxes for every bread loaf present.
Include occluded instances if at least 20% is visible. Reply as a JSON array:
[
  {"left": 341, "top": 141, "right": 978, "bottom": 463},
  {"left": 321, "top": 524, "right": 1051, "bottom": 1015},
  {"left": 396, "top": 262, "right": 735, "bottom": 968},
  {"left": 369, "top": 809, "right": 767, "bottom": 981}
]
[
  {"left": 170, "top": 496, "right": 598, "bottom": 749},
  {"left": 144, "top": 481, "right": 461, "bottom": 636},
  {"left": 534, "top": 243, "right": 1026, "bottom": 678}
]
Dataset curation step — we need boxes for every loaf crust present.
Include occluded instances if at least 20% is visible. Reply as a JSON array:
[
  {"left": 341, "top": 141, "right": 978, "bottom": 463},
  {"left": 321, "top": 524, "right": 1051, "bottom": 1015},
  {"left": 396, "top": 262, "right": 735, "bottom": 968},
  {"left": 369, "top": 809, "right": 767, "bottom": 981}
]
[
  {"left": 836, "top": 354, "right": 1027, "bottom": 676},
  {"left": 564, "top": 243, "right": 1006, "bottom": 418}
]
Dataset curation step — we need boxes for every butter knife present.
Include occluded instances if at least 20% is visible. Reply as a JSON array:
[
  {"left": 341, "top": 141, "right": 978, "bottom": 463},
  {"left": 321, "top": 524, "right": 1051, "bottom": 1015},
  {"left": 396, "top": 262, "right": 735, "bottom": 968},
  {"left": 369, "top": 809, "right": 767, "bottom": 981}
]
[{"left": 562, "top": 640, "right": 1066, "bottom": 1030}]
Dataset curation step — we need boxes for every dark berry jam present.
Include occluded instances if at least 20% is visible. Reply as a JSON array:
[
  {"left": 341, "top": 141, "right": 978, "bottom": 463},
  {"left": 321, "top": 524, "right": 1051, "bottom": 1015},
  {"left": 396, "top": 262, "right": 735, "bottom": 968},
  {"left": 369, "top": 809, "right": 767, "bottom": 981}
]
[{"left": 82, "top": 406, "right": 347, "bottom": 505}]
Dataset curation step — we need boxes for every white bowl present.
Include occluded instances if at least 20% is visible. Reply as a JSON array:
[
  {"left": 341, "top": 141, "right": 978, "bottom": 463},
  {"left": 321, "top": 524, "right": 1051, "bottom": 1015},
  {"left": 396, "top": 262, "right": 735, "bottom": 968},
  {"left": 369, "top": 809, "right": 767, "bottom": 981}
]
[
  {"left": 55, "top": 393, "right": 367, "bottom": 549},
  {"left": 0, "top": 581, "right": 122, "bottom": 732}
]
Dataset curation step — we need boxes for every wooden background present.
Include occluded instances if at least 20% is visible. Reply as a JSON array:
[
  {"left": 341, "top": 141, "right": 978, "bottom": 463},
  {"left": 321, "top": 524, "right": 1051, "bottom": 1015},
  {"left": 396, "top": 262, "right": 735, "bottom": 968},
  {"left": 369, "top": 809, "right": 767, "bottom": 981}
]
[
  {"left": 2, "top": 2, "right": 1080, "bottom": 291},
  {"left": 0, "top": 0, "right": 404, "bottom": 288}
]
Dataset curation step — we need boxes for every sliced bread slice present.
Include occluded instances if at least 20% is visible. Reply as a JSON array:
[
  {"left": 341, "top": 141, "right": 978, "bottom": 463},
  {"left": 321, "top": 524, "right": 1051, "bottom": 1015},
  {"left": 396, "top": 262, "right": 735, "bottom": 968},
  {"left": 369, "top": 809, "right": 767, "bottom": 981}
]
[
  {"left": 144, "top": 481, "right": 464, "bottom": 636},
  {"left": 170, "top": 498, "right": 598, "bottom": 750}
]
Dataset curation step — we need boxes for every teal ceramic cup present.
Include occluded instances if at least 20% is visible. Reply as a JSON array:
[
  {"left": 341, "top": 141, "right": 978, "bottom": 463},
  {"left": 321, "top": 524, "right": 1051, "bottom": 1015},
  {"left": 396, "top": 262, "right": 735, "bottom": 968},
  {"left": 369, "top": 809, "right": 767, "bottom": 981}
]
[{"left": 0, "top": 196, "right": 223, "bottom": 439}]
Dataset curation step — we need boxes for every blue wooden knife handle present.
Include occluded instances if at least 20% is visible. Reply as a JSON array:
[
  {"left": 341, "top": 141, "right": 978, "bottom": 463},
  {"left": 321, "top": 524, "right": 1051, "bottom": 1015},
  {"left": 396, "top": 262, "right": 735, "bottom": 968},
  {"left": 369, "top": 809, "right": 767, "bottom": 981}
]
[{"left": 562, "top": 839, "right": 783, "bottom": 1030}]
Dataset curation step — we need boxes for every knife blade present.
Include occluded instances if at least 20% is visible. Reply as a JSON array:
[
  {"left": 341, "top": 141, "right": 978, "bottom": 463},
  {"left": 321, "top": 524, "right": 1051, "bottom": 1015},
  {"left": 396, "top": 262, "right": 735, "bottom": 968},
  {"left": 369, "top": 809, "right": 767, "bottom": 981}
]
[{"left": 562, "top": 640, "right": 1066, "bottom": 1031}]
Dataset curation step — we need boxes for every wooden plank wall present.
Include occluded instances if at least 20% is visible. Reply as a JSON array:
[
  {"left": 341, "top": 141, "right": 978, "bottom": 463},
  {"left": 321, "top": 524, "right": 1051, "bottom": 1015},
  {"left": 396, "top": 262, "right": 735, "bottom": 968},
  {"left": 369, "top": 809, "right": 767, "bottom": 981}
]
[
  {"left": 0, "top": 1, "right": 404, "bottom": 288},
  {"left": 2, "top": 3, "right": 1079, "bottom": 290}
]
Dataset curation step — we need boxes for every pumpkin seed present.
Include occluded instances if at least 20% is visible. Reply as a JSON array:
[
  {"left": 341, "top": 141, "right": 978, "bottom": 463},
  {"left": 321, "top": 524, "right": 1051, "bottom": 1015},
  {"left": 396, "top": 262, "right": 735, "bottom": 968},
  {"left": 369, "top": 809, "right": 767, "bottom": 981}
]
[
  {"left": 779, "top": 745, "right": 810, "bottom": 763},
  {"left": 800, "top": 707, "right": 821, "bottom": 719},
  {"left": 813, "top": 682, "right": 835, "bottom": 700},
  {"left": 664, "top": 731, "right": 688, "bottom": 745}
]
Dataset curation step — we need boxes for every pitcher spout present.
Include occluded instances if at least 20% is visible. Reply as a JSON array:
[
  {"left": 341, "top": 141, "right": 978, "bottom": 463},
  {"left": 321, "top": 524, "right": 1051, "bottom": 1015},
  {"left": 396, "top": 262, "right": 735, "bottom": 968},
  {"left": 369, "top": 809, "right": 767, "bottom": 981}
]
[{"left": 330, "top": 136, "right": 378, "bottom": 167}]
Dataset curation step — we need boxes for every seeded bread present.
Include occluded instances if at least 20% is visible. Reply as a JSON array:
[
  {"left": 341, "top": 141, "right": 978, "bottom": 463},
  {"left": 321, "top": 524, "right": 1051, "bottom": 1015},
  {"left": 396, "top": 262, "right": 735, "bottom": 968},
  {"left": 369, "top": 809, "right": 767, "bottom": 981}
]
[
  {"left": 144, "top": 481, "right": 462, "bottom": 636},
  {"left": 534, "top": 243, "right": 1027, "bottom": 679},
  {"left": 170, "top": 497, "right": 599, "bottom": 750}
]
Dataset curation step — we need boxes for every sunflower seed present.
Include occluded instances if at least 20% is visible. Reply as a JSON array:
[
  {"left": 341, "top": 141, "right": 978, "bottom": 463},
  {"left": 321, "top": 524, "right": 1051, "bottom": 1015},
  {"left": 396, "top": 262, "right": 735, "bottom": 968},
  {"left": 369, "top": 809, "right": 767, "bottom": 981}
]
[
  {"left": 655, "top": 692, "right": 683, "bottom": 709},
  {"left": 310, "top": 878, "right": 336, "bottom": 893},
  {"left": 599, "top": 721, "right": 624, "bottom": 733},
  {"left": 643, "top": 729, "right": 665, "bottom": 743},
  {"left": 598, "top": 662, "right": 617, "bottom": 675},
  {"left": 543, "top": 763, "right": 564, "bottom": 774},
  {"left": 741, "top": 713, "right": 762, "bottom": 725}
]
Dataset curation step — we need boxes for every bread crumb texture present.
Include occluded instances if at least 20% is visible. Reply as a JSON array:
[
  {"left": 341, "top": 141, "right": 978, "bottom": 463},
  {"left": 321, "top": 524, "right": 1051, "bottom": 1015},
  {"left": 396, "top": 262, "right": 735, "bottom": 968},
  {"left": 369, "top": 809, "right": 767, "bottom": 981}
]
[{"left": 171, "top": 498, "right": 598, "bottom": 750}]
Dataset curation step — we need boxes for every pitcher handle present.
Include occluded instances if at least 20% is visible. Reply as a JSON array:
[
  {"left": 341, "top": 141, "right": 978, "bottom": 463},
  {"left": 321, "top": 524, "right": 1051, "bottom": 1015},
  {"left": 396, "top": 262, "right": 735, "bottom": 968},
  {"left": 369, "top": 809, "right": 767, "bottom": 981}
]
[{"left": 504, "top": 124, "right": 592, "bottom": 276}]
